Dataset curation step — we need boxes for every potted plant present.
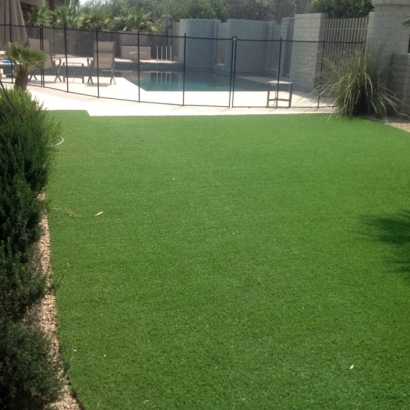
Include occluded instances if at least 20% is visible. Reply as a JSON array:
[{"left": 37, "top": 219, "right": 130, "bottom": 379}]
[{"left": 4, "top": 42, "right": 47, "bottom": 90}]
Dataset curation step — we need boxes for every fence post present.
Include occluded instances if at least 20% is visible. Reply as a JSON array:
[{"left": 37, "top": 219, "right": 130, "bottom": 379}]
[
  {"left": 138, "top": 31, "right": 140, "bottom": 103},
  {"left": 275, "top": 37, "right": 283, "bottom": 108},
  {"left": 96, "top": 28, "right": 100, "bottom": 98},
  {"left": 40, "top": 25, "right": 44, "bottom": 87},
  {"left": 317, "top": 38, "right": 326, "bottom": 109},
  {"left": 64, "top": 25, "right": 69, "bottom": 93},
  {"left": 228, "top": 36, "right": 235, "bottom": 109},
  {"left": 182, "top": 33, "right": 186, "bottom": 106},
  {"left": 231, "top": 36, "right": 238, "bottom": 108}
]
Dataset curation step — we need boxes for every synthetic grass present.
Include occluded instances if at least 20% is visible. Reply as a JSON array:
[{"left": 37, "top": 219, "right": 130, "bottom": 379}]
[{"left": 48, "top": 113, "right": 410, "bottom": 409}]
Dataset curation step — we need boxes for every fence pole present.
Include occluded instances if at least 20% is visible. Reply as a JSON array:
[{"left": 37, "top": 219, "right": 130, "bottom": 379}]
[
  {"left": 138, "top": 31, "right": 140, "bottom": 103},
  {"left": 182, "top": 33, "right": 186, "bottom": 106},
  {"left": 40, "top": 25, "right": 44, "bottom": 87},
  {"left": 276, "top": 37, "right": 283, "bottom": 108},
  {"left": 64, "top": 26, "right": 69, "bottom": 93},
  {"left": 228, "top": 36, "right": 235, "bottom": 108},
  {"left": 231, "top": 36, "right": 238, "bottom": 108},
  {"left": 96, "top": 28, "right": 100, "bottom": 98},
  {"left": 317, "top": 38, "right": 326, "bottom": 109}
]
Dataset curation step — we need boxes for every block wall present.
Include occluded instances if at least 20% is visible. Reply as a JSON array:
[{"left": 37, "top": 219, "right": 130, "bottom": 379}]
[
  {"left": 280, "top": 17, "right": 295, "bottom": 79},
  {"left": 179, "top": 19, "right": 219, "bottom": 68},
  {"left": 264, "top": 21, "right": 281, "bottom": 74},
  {"left": 366, "top": 0, "right": 410, "bottom": 66},
  {"left": 390, "top": 53, "right": 410, "bottom": 113},
  {"left": 227, "top": 19, "right": 274, "bottom": 73},
  {"left": 170, "top": 22, "right": 181, "bottom": 60},
  {"left": 289, "top": 13, "right": 326, "bottom": 92}
]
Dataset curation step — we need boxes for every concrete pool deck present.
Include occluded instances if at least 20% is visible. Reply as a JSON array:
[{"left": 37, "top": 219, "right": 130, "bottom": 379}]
[{"left": 1, "top": 76, "right": 335, "bottom": 116}]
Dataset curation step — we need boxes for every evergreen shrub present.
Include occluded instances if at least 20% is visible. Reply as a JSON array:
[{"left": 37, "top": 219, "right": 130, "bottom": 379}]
[
  {"left": 0, "top": 239, "right": 48, "bottom": 322},
  {"left": 0, "top": 317, "right": 63, "bottom": 410},
  {"left": 0, "top": 88, "right": 59, "bottom": 255},
  {"left": 0, "top": 88, "right": 63, "bottom": 409}
]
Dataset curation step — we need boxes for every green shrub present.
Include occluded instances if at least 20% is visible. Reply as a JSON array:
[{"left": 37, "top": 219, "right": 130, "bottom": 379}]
[
  {"left": 0, "top": 317, "right": 63, "bottom": 410},
  {"left": 0, "top": 88, "right": 63, "bottom": 409},
  {"left": 319, "top": 49, "right": 399, "bottom": 118},
  {"left": 0, "top": 89, "right": 59, "bottom": 256},
  {"left": 0, "top": 239, "right": 49, "bottom": 322}
]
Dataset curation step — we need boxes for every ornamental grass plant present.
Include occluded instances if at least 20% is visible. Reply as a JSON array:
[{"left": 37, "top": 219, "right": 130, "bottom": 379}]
[{"left": 319, "top": 49, "right": 399, "bottom": 118}]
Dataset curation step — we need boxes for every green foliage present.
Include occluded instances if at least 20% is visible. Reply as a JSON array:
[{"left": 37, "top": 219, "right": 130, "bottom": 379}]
[
  {"left": 53, "top": 5, "right": 82, "bottom": 28},
  {"left": 80, "top": 8, "right": 115, "bottom": 29},
  {"left": 0, "top": 88, "right": 62, "bottom": 409},
  {"left": 0, "top": 89, "right": 58, "bottom": 256},
  {"left": 0, "top": 317, "right": 63, "bottom": 410},
  {"left": 319, "top": 50, "right": 399, "bottom": 118},
  {"left": 49, "top": 0, "right": 311, "bottom": 28},
  {"left": 310, "top": 0, "right": 373, "bottom": 18},
  {"left": 170, "top": 0, "right": 229, "bottom": 21},
  {"left": 5, "top": 43, "right": 47, "bottom": 74},
  {"left": 0, "top": 240, "right": 49, "bottom": 322},
  {"left": 24, "top": 6, "right": 53, "bottom": 26},
  {"left": 4, "top": 43, "right": 48, "bottom": 90},
  {"left": 114, "top": 8, "right": 154, "bottom": 31}
]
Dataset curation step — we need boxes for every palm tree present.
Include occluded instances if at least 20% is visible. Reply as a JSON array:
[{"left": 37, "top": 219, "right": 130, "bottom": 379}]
[
  {"left": 24, "top": 6, "right": 52, "bottom": 26},
  {"left": 115, "top": 8, "right": 154, "bottom": 32},
  {"left": 53, "top": 5, "right": 81, "bottom": 28},
  {"left": 5, "top": 43, "right": 47, "bottom": 90},
  {"left": 80, "top": 9, "right": 114, "bottom": 30}
]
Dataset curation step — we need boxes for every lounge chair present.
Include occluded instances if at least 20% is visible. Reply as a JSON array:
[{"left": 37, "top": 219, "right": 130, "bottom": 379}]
[
  {"left": 28, "top": 38, "right": 62, "bottom": 82},
  {"left": 87, "top": 41, "right": 116, "bottom": 85}
]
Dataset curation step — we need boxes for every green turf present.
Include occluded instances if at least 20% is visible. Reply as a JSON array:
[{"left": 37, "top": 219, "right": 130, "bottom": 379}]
[{"left": 48, "top": 113, "right": 410, "bottom": 409}]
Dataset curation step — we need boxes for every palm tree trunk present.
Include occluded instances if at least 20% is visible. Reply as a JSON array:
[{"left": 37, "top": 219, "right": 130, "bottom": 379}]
[{"left": 14, "top": 70, "right": 29, "bottom": 91}]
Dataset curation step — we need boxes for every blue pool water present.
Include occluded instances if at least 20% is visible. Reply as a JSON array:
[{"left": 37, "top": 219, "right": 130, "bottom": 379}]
[{"left": 124, "top": 71, "right": 269, "bottom": 92}]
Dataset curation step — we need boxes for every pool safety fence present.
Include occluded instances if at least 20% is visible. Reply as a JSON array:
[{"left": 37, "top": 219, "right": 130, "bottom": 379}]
[{"left": 0, "top": 24, "right": 366, "bottom": 109}]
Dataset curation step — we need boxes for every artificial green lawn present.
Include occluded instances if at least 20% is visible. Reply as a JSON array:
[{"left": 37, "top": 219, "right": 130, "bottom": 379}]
[{"left": 48, "top": 113, "right": 410, "bottom": 409}]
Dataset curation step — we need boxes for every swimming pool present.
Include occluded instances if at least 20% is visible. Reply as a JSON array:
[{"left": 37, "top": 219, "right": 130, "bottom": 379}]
[{"left": 123, "top": 70, "right": 270, "bottom": 92}]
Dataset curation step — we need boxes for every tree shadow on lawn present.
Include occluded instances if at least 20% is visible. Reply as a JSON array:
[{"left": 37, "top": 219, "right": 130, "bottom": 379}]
[{"left": 361, "top": 210, "right": 410, "bottom": 281}]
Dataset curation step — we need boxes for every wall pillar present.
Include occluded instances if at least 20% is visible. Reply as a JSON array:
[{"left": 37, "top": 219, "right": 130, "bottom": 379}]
[
  {"left": 366, "top": 0, "right": 410, "bottom": 68},
  {"left": 289, "top": 13, "right": 327, "bottom": 92}
]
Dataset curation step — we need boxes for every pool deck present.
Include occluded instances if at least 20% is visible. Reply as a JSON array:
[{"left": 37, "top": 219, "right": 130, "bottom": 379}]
[{"left": 1, "top": 75, "right": 335, "bottom": 117}]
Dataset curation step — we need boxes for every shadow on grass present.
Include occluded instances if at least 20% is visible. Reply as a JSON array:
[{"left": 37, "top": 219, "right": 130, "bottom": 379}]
[{"left": 362, "top": 210, "right": 410, "bottom": 279}]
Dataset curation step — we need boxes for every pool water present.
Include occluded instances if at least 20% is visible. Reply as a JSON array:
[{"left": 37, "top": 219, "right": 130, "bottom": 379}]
[{"left": 124, "top": 71, "right": 269, "bottom": 92}]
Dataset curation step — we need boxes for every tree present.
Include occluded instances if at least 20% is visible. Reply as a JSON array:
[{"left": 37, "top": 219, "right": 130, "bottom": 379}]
[
  {"left": 310, "top": 0, "right": 373, "bottom": 18},
  {"left": 4, "top": 43, "right": 47, "bottom": 90},
  {"left": 53, "top": 5, "right": 82, "bottom": 27},
  {"left": 80, "top": 8, "right": 114, "bottom": 29},
  {"left": 23, "top": 6, "right": 52, "bottom": 26},
  {"left": 170, "top": 0, "right": 229, "bottom": 21},
  {"left": 115, "top": 8, "right": 154, "bottom": 31},
  {"left": 224, "top": 0, "right": 311, "bottom": 22}
]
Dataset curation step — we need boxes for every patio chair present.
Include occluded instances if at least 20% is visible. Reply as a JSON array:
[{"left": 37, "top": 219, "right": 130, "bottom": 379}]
[
  {"left": 27, "top": 38, "right": 62, "bottom": 82},
  {"left": 87, "top": 41, "right": 116, "bottom": 85}
]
